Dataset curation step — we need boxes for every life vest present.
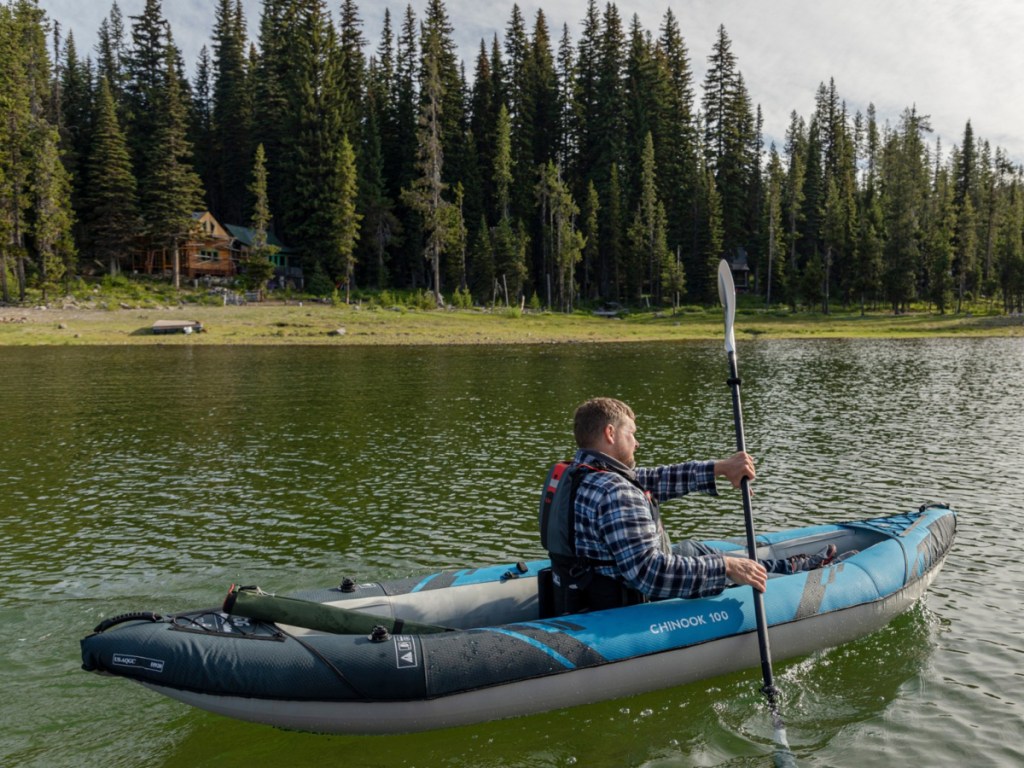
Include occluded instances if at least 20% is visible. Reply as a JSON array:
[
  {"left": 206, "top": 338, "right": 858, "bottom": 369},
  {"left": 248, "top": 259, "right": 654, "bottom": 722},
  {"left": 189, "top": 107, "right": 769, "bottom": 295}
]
[
  {"left": 538, "top": 458, "right": 661, "bottom": 566},
  {"left": 538, "top": 457, "right": 659, "bottom": 615}
]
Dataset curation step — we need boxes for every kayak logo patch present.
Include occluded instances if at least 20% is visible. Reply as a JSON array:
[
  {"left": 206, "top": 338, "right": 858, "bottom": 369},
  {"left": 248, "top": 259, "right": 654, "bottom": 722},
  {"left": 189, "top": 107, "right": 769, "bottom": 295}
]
[
  {"left": 394, "top": 635, "right": 418, "bottom": 669},
  {"left": 112, "top": 653, "right": 165, "bottom": 673}
]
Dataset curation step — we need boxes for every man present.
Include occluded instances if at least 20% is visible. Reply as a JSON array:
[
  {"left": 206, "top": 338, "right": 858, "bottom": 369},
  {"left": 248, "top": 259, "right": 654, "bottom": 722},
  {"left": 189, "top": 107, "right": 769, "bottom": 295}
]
[{"left": 540, "top": 397, "right": 834, "bottom": 614}]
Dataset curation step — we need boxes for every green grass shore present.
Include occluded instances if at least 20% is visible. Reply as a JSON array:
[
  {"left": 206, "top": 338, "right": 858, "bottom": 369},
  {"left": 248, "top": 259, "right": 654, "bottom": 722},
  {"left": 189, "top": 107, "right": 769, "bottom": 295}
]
[{"left": 1, "top": 298, "right": 1021, "bottom": 346}]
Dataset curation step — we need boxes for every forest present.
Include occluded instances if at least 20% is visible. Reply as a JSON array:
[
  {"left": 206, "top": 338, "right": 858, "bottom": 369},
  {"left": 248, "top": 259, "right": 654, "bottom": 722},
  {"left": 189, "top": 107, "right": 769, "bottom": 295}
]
[{"left": 2, "top": 0, "right": 1023, "bottom": 313}]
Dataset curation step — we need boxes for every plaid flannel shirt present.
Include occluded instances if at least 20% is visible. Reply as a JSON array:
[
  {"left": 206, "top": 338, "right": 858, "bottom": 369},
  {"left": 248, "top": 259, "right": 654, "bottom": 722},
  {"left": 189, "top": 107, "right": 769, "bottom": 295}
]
[{"left": 572, "top": 448, "right": 729, "bottom": 600}]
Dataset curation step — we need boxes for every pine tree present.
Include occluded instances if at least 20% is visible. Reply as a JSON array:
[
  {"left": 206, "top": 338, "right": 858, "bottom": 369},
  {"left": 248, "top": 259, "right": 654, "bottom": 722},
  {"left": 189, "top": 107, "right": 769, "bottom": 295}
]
[
  {"left": 57, "top": 32, "right": 92, "bottom": 222},
  {"left": 926, "top": 151, "right": 955, "bottom": 313},
  {"left": 211, "top": 0, "right": 252, "bottom": 223},
  {"left": 994, "top": 163, "right": 1024, "bottom": 313},
  {"left": 1, "top": 0, "right": 50, "bottom": 302},
  {"left": 493, "top": 104, "right": 513, "bottom": 220},
  {"left": 336, "top": 0, "right": 365, "bottom": 139},
  {"left": 626, "top": 132, "right": 668, "bottom": 302},
  {"left": 31, "top": 122, "right": 76, "bottom": 300},
  {"left": 554, "top": 23, "right": 578, "bottom": 172},
  {"left": 403, "top": 50, "right": 448, "bottom": 305},
  {"left": 580, "top": 180, "right": 600, "bottom": 300},
  {"left": 333, "top": 134, "right": 362, "bottom": 302},
  {"left": 287, "top": 0, "right": 348, "bottom": 278},
  {"left": 654, "top": 8, "right": 698, "bottom": 267},
  {"left": 124, "top": 0, "right": 175, "bottom": 186},
  {"left": 141, "top": 45, "right": 205, "bottom": 289},
  {"left": 242, "top": 142, "right": 277, "bottom": 291},
  {"left": 880, "top": 107, "right": 930, "bottom": 312},
  {"left": 95, "top": 2, "right": 127, "bottom": 108},
  {"left": 536, "top": 160, "right": 582, "bottom": 310},
  {"left": 762, "top": 145, "right": 786, "bottom": 307},
  {"left": 84, "top": 76, "right": 140, "bottom": 276},
  {"left": 468, "top": 213, "right": 494, "bottom": 301},
  {"left": 191, "top": 44, "right": 213, "bottom": 196},
  {"left": 252, "top": 0, "right": 294, "bottom": 241},
  {"left": 360, "top": 55, "right": 402, "bottom": 288},
  {"left": 702, "top": 26, "right": 756, "bottom": 260},
  {"left": 388, "top": 4, "right": 420, "bottom": 284}
]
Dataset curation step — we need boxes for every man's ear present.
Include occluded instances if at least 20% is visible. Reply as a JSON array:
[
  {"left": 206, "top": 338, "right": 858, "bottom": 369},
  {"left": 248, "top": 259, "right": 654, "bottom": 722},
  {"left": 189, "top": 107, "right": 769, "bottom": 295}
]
[{"left": 602, "top": 423, "right": 616, "bottom": 445}]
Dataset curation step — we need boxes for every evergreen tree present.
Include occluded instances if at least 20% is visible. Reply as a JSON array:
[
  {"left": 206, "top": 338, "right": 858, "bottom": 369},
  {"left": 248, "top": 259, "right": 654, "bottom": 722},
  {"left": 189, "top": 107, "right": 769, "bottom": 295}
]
[
  {"left": 493, "top": 104, "right": 513, "bottom": 220},
  {"left": 124, "top": 0, "right": 175, "bottom": 186},
  {"left": 654, "top": 8, "right": 698, "bottom": 272},
  {"left": 141, "top": 45, "right": 205, "bottom": 289},
  {"left": 31, "top": 121, "right": 76, "bottom": 301},
  {"left": 286, "top": 0, "right": 348, "bottom": 276},
  {"left": 211, "top": 0, "right": 252, "bottom": 223},
  {"left": 333, "top": 134, "right": 362, "bottom": 301},
  {"left": 701, "top": 25, "right": 756, "bottom": 261},
  {"left": 252, "top": 0, "right": 295, "bottom": 241},
  {"left": 1, "top": 0, "right": 50, "bottom": 302},
  {"left": 927, "top": 152, "right": 955, "bottom": 313},
  {"left": 503, "top": 5, "right": 532, "bottom": 221},
  {"left": 95, "top": 2, "right": 127, "bottom": 108},
  {"left": 403, "top": 49, "right": 448, "bottom": 305},
  {"left": 580, "top": 180, "right": 599, "bottom": 300},
  {"left": 191, "top": 44, "right": 214, "bottom": 199},
  {"left": 994, "top": 164, "right": 1024, "bottom": 313},
  {"left": 554, "top": 23, "right": 578, "bottom": 172},
  {"left": 360, "top": 54, "right": 402, "bottom": 288},
  {"left": 954, "top": 193, "right": 977, "bottom": 312},
  {"left": 625, "top": 132, "right": 668, "bottom": 302},
  {"left": 880, "top": 107, "right": 930, "bottom": 312},
  {"left": 57, "top": 33, "right": 92, "bottom": 217},
  {"left": 762, "top": 145, "right": 786, "bottom": 307},
  {"left": 388, "top": 4, "right": 420, "bottom": 284},
  {"left": 84, "top": 76, "right": 140, "bottom": 276},
  {"left": 466, "top": 213, "right": 492, "bottom": 300},
  {"left": 420, "top": 0, "right": 466, "bottom": 190},
  {"left": 782, "top": 112, "right": 807, "bottom": 308},
  {"left": 537, "top": 160, "right": 582, "bottom": 310},
  {"left": 241, "top": 142, "right": 277, "bottom": 291},
  {"left": 336, "top": 0, "right": 365, "bottom": 139}
]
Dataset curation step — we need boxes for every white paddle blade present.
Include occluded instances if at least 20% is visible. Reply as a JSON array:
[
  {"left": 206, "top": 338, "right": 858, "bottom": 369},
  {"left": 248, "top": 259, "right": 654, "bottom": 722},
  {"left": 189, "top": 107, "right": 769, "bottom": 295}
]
[{"left": 717, "top": 259, "right": 737, "bottom": 354}]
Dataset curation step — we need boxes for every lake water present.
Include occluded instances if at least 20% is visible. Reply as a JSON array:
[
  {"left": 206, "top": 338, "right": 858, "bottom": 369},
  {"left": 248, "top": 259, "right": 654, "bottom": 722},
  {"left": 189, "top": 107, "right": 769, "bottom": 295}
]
[{"left": 1, "top": 338, "right": 1022, "bottom": 767}]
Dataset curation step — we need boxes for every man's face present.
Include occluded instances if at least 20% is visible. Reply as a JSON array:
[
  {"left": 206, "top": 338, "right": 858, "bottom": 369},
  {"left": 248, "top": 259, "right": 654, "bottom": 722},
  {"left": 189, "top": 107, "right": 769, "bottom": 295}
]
[{"left": 606, "top": 416, "right": 639, "bottom": 468}]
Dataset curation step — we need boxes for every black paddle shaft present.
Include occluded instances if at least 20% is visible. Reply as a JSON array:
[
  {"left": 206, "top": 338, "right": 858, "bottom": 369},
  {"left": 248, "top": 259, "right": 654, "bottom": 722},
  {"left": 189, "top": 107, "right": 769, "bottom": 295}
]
[{"left": 726, "top": 350, "right": 782, "bottom": 708}]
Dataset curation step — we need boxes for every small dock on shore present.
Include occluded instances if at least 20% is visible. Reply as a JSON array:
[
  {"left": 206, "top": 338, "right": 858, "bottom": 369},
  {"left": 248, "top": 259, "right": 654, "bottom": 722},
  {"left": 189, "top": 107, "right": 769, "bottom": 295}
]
[{"left": 151, "top": 319, "right": 204, "bottom": 335}]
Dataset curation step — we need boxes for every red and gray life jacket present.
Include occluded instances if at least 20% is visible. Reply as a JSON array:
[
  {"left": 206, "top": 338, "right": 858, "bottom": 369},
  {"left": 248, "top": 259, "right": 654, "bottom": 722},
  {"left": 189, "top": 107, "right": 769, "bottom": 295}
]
[{"left": 538, "top": 458, "right": 661, "bottom": 568}]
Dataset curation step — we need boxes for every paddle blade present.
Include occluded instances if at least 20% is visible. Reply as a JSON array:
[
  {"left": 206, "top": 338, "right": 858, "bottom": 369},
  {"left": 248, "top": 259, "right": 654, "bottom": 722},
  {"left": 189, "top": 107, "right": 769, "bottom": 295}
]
[{"left": 717, "top": 259, "right": 737, "bottom": 354}]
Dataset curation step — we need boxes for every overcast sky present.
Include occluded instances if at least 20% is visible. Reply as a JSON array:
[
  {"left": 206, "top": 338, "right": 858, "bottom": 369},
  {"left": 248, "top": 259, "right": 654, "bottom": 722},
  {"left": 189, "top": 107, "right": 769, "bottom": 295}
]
[{"left": 37, "top": 0, "right": 1024, "bottom": 165}]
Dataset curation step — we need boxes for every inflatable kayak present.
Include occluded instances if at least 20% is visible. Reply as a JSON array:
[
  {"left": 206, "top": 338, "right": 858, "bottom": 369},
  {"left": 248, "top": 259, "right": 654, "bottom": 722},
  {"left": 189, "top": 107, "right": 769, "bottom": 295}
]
[{"left": 80, "top": 505, "right": 955, "bottom": 734}]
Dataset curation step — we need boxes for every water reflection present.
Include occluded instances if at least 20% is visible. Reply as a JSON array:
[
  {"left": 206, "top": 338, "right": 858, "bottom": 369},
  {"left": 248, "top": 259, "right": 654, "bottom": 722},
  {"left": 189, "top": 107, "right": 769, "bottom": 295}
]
[{"left": 1, "top": 338, "right": 1022, "bottom": 767}]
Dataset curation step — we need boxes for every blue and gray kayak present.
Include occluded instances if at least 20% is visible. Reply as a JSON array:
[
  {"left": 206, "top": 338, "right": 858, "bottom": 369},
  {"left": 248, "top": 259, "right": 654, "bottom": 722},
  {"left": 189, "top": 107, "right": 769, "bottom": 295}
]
[{"left": 80, "top": 504, "right": 955, "bottom": 734}]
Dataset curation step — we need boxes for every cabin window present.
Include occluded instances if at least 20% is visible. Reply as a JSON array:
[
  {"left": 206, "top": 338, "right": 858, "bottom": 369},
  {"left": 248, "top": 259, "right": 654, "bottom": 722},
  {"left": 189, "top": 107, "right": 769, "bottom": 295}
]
[{"left": 198, "top": 249, "right": 219, "bottom": 262}]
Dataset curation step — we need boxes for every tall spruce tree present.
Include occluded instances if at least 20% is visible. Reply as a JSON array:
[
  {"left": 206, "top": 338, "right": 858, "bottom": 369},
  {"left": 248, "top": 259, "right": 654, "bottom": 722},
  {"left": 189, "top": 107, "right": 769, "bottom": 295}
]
[
  {"left": 702, "top": 26, "right": 756, "bottom": 261},
  {"left": 333, "top": 134, "right": 362, "bottom": 301},
  {"left": 124, "top": 0, "right": 174, "bottom": 187},
  {"left": 141, "top": 44, "right": 205, "bottom": 289},
  {"left": 403, "top": 50, "right": 448, "bottom": 305},
  {"left": 654, "top": 9, "right": 698, "bottom": 271},
  {"left": 242, "top": 142, "right": 276, "bottom": 291},
  {"left": 85, "top": 76, "right": 141, "bottom": 276},
  {"left": 211, "top": 0, "right": 251, "bottom": 224},
  {"left": 31, "top": 121, "right": 76, "bottom": 300}
]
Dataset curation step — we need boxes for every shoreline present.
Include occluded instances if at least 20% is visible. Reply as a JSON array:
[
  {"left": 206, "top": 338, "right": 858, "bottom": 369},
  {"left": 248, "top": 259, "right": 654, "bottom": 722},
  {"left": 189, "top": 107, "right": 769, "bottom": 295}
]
[{"left": 1, "top": 302, "right": 1021, "bottom": 346}]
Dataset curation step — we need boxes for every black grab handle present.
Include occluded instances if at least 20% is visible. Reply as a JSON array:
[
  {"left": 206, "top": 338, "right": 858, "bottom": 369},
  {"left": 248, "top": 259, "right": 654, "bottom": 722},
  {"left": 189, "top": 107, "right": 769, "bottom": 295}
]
[{"left": 92, "top": 611, "right": 163, "bottom": 634}]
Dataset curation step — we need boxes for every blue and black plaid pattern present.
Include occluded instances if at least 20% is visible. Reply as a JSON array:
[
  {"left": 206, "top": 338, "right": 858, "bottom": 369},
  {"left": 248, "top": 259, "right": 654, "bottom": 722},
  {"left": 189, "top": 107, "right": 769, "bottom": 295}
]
[{"left": 571, "top": 449, "right": 729, "bottom": 600}]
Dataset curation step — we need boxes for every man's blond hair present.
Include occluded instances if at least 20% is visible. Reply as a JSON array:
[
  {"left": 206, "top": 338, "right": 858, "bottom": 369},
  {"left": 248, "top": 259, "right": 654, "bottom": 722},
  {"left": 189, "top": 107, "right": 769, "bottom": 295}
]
[{"left": 573, "top": 397, "right": 634, "bottom": 448}]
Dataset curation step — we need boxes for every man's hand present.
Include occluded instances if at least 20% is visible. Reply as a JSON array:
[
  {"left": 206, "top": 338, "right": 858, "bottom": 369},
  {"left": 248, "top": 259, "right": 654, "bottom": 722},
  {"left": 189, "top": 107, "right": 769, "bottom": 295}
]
[
  {"left": 714, "top": 451, "right": 755, "bottom": 489},
  {"left": 724, "top": 555, "right": 767, "bottom": 593}
]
